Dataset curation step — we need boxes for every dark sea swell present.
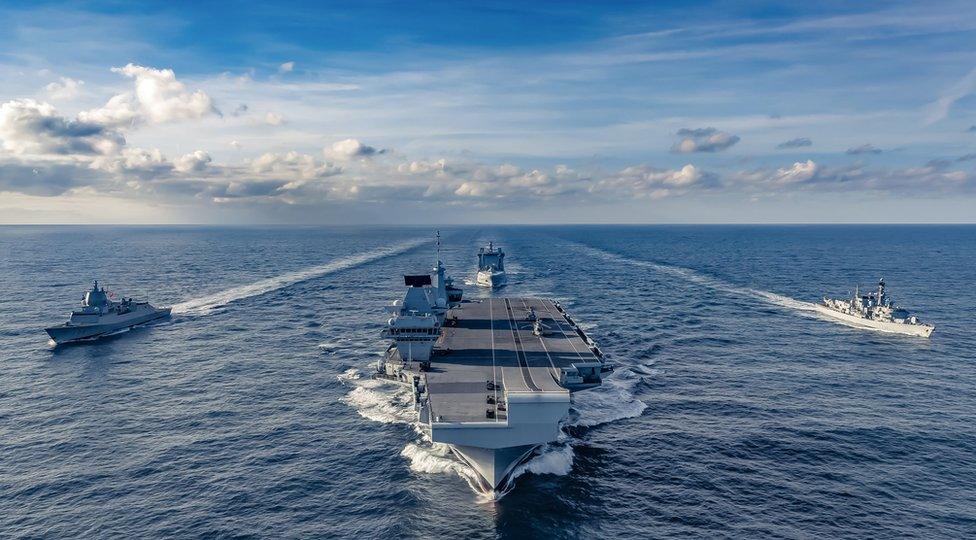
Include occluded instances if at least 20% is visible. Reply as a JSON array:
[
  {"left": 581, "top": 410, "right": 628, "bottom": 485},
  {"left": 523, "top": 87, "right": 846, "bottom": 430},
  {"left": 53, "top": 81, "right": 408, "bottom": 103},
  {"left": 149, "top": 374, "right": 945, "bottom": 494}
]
[{"left": 1, "top": 225, "right": 973, "bottom": 538}]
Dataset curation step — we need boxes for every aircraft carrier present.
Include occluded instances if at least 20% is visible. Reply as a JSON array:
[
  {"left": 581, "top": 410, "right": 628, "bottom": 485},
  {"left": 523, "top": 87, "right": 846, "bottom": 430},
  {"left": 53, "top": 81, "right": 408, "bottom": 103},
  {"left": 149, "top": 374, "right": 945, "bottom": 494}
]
[{"left": 377, "top": 235, "right": 612, "bottom": 494}]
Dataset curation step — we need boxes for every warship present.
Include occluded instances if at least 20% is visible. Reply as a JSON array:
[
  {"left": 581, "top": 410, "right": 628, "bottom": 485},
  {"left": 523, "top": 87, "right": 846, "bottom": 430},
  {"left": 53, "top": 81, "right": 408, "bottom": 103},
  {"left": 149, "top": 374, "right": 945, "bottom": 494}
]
[
  {"left": 377, "top": 234, "right": 612, "bottom": 495},
  {"left": 476, "top": 242, "right": 507, "bottom": 288},
  {"left": 815, "top": 278, "right": 934, "bottom": 337},
  {"left": 45, "top": 280, "right": 172, "bottom": 344}
]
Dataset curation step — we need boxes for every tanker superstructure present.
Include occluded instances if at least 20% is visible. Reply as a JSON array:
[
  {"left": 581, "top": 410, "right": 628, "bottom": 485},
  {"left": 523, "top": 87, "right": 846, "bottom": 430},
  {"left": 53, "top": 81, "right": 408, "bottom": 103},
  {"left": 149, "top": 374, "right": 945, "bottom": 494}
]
[
  {"left": 45, "top": 280, "right": 171, "bottom": 344},
  {"left": 815, "top": 278, "right": 934, "bottom": 337},
  {"left": 377, "top": 234, "right": 612, "bottom": 495}
]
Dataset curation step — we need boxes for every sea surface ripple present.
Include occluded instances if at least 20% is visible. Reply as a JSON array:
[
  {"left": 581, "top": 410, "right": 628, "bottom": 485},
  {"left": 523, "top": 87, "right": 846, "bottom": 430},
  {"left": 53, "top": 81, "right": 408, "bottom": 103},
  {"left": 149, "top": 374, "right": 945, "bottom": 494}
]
[{"left": 1, "top": 225, "right": 974, "bottom": 538}]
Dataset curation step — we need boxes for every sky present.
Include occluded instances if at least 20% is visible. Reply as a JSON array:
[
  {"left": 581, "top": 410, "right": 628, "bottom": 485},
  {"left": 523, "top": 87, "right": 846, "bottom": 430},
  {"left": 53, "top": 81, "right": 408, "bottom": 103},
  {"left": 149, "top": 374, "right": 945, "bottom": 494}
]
[{"left": 1, "top": 0, "right": 975, "bottom": 224}]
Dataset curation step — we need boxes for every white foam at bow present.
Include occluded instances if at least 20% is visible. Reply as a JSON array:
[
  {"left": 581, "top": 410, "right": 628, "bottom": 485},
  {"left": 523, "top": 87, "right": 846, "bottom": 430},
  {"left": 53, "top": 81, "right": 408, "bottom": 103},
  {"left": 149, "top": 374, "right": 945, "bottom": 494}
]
[
  {"left": 337, "top": 369, "right": 416, "bottom": 424},
  {"left": 515, "top": 441, "right": 574, "bottom": 476},
  {"left": 172, "top": 238, "right": 426, "bottom": 315},
  {"left": 337, "top": 369, "right": 486, "bottom": 492},
  {"left": 400, "top": 441, "right": 459, "bottom": 474},
  {"left": 497, "top": 372, "right": 649, "bottom": 495},
  {"left": 490, "top": 436, "right": 576, "bottom": 499}
]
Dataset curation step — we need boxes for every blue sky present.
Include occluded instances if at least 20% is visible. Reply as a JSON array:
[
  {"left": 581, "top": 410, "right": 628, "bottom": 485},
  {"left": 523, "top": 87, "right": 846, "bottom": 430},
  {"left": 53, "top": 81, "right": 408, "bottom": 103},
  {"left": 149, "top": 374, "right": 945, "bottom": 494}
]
[{"left": 1, "top": 0, "right": 974, "bottom": 223}]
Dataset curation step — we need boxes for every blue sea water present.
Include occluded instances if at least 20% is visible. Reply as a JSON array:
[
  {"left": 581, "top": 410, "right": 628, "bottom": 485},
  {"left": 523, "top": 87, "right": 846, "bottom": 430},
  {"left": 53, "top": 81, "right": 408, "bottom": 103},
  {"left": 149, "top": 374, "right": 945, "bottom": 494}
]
[{"left": 1, "top": 225, "right": 974, "bottom": 539}]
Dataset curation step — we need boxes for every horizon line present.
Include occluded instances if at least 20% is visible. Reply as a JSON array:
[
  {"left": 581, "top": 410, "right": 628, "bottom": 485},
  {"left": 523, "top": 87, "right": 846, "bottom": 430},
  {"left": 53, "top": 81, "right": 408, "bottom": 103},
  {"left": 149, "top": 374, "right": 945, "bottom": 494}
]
[{"left": 2, "top": 222, "right": 974, "bottom": 227}]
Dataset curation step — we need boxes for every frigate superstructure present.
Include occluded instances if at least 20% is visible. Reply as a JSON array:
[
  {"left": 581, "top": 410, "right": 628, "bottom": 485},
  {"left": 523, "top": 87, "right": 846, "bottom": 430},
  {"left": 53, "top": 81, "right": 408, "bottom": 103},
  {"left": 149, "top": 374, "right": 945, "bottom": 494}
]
[
  {"left": 377, "top": 234, "right": 612, "bottom": 495},
  {"left": 815, "top": 278, "right": 934, "bottom": 337},
  {"left": 45, "top": 280, "right": 171, "bottom": 344},
  {"left": 476, "top": 242, "right": 507, "bottom": 288}
]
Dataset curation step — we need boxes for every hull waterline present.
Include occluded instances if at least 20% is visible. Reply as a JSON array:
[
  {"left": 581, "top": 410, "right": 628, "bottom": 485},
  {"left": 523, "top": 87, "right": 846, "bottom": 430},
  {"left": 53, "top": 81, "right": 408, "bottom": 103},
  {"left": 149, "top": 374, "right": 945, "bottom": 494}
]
[
  {"left": 813, "top": 304, "right": 934, "bottom": 337},
  {"left": 45, "top": 309, "right": 171, "bottom": 344},
  {"left": 476, "top": 270, "right": 507, "bottom": 288},
  {"left": 451, "top": 444, "right": 538, "bottom": 492}
]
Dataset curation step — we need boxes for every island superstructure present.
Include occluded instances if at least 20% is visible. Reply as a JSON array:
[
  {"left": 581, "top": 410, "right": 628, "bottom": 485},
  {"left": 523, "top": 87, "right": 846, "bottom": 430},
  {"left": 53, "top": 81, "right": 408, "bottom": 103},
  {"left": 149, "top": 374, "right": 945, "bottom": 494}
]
[
  {"left": 45, "top": 280, "right": 171, "bottom": 344},
  {"left": 476, "top": 242, "right": 507, "bottom": 288},
  {"left": 378, "top": 235, "right": 612, "bottom": 493},
  {"left": 815, "top": 278, "right": 934, "bottom": 337}
]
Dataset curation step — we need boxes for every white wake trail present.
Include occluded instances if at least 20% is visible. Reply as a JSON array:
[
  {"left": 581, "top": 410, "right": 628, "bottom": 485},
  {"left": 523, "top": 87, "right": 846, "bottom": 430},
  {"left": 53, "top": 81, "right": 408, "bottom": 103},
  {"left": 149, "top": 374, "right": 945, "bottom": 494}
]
[
  {"left": 574, "top": 243, "right": 818, "bottom": 313},
  {"left": 171, "top": 238, "right": 426, "bottom": 315}
]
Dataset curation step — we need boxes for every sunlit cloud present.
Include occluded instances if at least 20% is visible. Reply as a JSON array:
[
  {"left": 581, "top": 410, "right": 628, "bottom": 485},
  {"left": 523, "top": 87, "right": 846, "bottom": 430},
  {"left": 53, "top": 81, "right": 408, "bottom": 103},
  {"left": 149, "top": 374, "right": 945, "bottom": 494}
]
[{"left": 1, "top": 1, "right": 976, "bottom": 223}]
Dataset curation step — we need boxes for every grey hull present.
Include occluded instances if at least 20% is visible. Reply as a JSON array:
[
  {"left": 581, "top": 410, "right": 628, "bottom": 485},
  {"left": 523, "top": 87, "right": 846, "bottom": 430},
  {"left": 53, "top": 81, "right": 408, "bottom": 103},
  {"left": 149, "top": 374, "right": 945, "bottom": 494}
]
[
  {"left": 45, "top": 308, "right": 171, "bottom": 344},
  {"left": 452, "top": 444, "right": 538, "bottom": 491}
]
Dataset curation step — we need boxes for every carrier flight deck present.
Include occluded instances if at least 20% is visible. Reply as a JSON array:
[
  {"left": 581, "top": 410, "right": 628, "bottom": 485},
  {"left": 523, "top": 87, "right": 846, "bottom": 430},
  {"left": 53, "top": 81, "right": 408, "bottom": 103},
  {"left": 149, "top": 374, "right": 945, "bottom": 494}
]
[
  {"left": 377, "top": 234, "right": 611, "bottom": 494},
  {"left": 427, "top": 297, "right": 599, "bottom": 423}
]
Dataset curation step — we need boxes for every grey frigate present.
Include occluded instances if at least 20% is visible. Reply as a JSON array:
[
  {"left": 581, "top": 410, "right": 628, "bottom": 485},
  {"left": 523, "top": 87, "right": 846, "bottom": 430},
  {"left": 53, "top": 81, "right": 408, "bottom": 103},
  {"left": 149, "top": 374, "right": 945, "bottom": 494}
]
[
  {"left": 476, "top": 242, "right": 506, "bottom": 288},
  {"left": 814, "top": 278, "right": 934, "bottom": 337},
  {"left": 376, "top": 234, "right": 611, "bottom": 495},
  {"left": 45, "top": 280, "right": 172, "bottom": 344}
]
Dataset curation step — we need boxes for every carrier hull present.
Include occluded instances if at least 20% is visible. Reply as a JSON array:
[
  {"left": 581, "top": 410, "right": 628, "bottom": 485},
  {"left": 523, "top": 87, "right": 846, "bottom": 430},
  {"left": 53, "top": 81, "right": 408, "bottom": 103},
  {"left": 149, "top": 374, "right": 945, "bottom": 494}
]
[{"left": 381, "top": 297, "right": 608, "bottom": 493}]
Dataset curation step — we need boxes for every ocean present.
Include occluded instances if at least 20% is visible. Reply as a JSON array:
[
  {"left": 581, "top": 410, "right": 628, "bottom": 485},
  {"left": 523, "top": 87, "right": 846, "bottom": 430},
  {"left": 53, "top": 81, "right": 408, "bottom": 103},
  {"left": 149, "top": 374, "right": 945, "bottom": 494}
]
[{"left": 1, "top": 225, "right": 973, "bottom": 539}]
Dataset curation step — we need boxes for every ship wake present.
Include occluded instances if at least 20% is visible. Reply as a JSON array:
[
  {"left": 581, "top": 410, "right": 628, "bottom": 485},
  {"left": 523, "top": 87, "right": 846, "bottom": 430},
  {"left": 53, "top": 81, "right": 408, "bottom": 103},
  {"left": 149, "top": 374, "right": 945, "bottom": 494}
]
[
  {"left": 574, "top": 243, "right": 818, "bottom": 314},
  {"left": 172, "top": 239, "right": 426, "bottom": 315}
]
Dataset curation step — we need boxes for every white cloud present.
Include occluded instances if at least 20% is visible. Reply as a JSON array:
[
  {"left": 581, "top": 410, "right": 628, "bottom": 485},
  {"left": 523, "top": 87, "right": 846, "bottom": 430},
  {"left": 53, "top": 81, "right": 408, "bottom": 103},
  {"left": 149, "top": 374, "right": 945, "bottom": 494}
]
[
  {"left": 279, "top": 61, "right": 295, "bottom": 73},
  {"left": 732, "top": 159, "right": 972, "bottom": 193},
  {"left": 671, "top": 127, "right": 740, "bottom": 153},
  {"left": 250, "top": 151, "right": 341, "bottom": 179},
  {"left": 175, "top": 150, "right": 212, "bottom": 173},
  {"left": 398, "top": 159, "right": 447, "bottom": 174},
  {"left": 449, "top": 163, "right": 593, "bottom": 200},
  {"left": 44, "top": 77, "right": 84, "bottom": 100},
  {"left": 594, "top": 163, "right": 716, "bottom": 199},
  {"left": 78, "top": 93, "right": 141, "bottom": 129},
  {"left": 0, "top": 99, "right": 124, "bottom": 155},
  {"left": 3, "top": 59, "right": 974, "bottom": 217},
  {"left": 90, "top": 147, "right": 171, "bottom": 178},
  {"left": 81, "top": 64, "right": 219, "bottom": 128},
  {"left": 326, "top": 138, "right": 383, "bottom": 160},
  {"left": 264, "top": 112, "right": 285, "bottom": 125},
  {"left": 772, "top": 160, "right": 820, "bottom": 184}
]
